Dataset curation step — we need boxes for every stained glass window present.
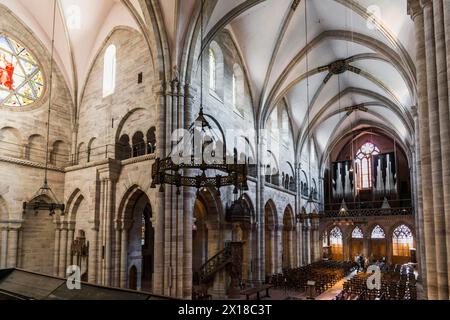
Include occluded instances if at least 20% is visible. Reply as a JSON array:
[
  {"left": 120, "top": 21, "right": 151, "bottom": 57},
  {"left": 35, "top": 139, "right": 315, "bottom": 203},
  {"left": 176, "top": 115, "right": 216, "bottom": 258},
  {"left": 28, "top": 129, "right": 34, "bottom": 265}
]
[
  {"left": 352, "top": 226, "right": 364, "bottom": 239},
  {"left": 330, "top": 227, "right": 343, "bottom": 245},
  {"left": 355, "top": 142, "right": 380, "bottom": 189},
  {"left": 0, "top": 34, "right": 44, "bottom": 107},
  {"left": 330, "top": 227, "right": 343, "bottom": 260},
  {"left": 371, "top": 225, "right": 386, "bottom": 239},
  {"left": 393, "top": 225, "right": 413, "bottom": 256}
]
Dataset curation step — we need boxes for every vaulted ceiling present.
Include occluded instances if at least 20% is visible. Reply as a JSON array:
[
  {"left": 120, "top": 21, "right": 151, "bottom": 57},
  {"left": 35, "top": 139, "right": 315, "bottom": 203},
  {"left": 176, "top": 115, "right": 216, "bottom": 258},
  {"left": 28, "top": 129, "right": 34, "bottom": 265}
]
[{"left": 1, "top": 0, "right": 417, "bottom": 163}]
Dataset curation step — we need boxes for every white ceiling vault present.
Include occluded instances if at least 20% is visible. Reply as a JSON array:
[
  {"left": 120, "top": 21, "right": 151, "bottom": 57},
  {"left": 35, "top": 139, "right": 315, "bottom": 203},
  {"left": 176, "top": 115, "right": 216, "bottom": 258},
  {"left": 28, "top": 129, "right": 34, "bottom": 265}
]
[
  {"left": 201, "top": 0, "right": 417, "bottom": 163},
  {"left": 1, "top": 0, "right": 417, "bottom": 163}
]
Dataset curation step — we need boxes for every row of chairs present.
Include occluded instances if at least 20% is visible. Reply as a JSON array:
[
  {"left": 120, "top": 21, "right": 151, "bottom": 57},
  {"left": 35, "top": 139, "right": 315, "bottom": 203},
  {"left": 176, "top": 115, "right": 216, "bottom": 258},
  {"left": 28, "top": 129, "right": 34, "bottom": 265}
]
[
  {"left": 337, "top": 264, "right": 417, "bottom": 300},
  {"left": 269, "top": 261, "right": 357, "bottom": 294}
]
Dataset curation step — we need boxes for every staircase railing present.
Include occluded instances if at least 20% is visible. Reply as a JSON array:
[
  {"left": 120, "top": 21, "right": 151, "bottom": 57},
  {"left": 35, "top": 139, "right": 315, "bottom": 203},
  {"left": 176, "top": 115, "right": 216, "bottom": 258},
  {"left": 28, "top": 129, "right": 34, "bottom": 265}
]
[{"left": 198, "top": 245, "right": 232, "bottom": 284}]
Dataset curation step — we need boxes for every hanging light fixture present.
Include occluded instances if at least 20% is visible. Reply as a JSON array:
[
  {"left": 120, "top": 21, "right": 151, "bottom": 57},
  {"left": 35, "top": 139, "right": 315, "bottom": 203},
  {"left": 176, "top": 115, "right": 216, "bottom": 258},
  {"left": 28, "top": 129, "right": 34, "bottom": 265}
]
[
  {"left": 151, "top": 0, "right": 248, "bottom": 196},
  {"left": 23, "top": 0, "right": 65, "bottom": 216}
]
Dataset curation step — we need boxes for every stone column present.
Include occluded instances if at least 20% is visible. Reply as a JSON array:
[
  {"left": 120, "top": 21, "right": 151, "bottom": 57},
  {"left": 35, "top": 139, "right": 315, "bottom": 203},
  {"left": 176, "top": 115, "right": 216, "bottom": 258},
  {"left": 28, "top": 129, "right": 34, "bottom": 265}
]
[
  {"left": 433, "top": 0, "right": 450, "bottom": 295},
  {"left": 363, "top": 235, "right": 369, "bottom": 259},
  {"left": 113, "top": 221, "right": 121, "bottom": 288},
  {"left": 153, "top": 81, "right": 166, "bottom": 296},
  {"left": 66, "top": 222, "right": 75, "bottom": 268},
  {"left": 182, "top": 84, "right": 196, "bottom": 298},
  {"left": 97, "top": 161, "right": 120, "bottom": 287},
  {"left": 297, "top": 220, "right": 303, "bottom": 266},
  {"left": 386, "top": 238, "right": 392, "bottom": 264},
  {"left": 53, "top": 224, "right": 61, "bottom": 276},
  {"left": 7, "top": 227, "right": 19, "bottom": 268},
  {"left": 411, "top": 106, "right": 426, "bottom": 284},
  {"left": 59, "top": 223, "right": 68, "bottom": 278},
  {"left": 0, "top": 227, "right": 8, "bottom": 268},
  {"left": 409, "top": 0, "right": 438, "bottom": 299},
  {"left": 120, "top": 220, "right": 131, "bottom": 288},
  {"left": 104, "top": 178, "right": 112, "bottom": 286},
  {"left": 88, "top": 223, "right": 99, "bottom": 284},
  {"left": 422, "top": 0, "right": 449, "bottom": 299}
]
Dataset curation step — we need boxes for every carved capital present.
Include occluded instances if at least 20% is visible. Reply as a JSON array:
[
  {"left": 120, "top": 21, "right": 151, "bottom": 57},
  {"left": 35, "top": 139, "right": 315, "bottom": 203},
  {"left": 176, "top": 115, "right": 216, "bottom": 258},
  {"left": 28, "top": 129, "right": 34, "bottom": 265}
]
[
  {"left": 420, "top": 0, "right": 433, "bottom": 9},
  {"left": 407, "top": 0, "right": 423, "bottom": 20}
]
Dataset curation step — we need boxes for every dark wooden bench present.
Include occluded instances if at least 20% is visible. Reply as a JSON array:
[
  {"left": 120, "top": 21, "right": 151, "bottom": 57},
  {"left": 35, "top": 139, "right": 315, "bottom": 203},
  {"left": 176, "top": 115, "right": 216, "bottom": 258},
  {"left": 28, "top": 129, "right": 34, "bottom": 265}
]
[{"left": 241, "top": 285, "right": 273, "bottom": 300}]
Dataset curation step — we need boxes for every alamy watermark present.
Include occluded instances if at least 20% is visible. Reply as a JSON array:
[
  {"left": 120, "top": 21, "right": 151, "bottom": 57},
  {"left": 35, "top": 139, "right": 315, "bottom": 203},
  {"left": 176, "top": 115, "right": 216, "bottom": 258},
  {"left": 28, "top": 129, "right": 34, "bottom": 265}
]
[
  {"left": 170, "top": 125, "right": 286, "bottom": 170},
  {"left": 66, "top": 265, "right": 81, "bottom": 290}
]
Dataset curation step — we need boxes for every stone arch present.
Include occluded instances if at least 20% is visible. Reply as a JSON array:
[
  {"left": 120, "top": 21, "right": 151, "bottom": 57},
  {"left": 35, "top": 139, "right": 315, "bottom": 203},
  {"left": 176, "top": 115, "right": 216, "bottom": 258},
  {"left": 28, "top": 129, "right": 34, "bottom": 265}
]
[
  {"left": 117, "top": 134, "right": 132, "bottom": 161},
  {"left": 236, "top": 193, "right": 257, "bottom": 283},
  {"left": 77, "top": 142, "right": 85, "bottom": 164},
  {"left": 114, "top": 108, "right": 146, "bottom": 143},
  {"left": 27, "top": 133, "right": 46, "bottom": 164},
  {"left": 0, "top": 127, "right": 22, "bottom": 158},
  {"left": 65, "top": 188, "right": 82, "bottom": 221},
  {"left": 132, "top": 131, "right": 145, "bottom": 157},
  {"left": 192, "top": 187, "right": 225, "bottom": 286},
  {"left": 87, "top": 137, "right": 97, "bottom": 163},
  {"left": 118, "top": 185, "right": 154, "bottom": 291},
  {"left": 264, "top": 199, "right": 278, "bottom": 278},
  {"left": 282, "top": 205, "right": 295, "bottom": 269},
  {"left": 50, "top": 140, "right": 69, "bottom": 166},
  {"left": 146, "top": 126, "right": 156, "bottom": 154}
]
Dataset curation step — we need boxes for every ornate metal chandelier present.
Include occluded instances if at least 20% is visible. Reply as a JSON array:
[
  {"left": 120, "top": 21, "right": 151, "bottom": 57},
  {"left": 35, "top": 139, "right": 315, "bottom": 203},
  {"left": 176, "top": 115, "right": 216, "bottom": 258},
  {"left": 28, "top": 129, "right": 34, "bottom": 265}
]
[
  {"left": 23, "top": 0, "right": 65, "bottom": 216},
  {"left": 151, "top": 109, "right": 248, "bottom": 196},
  {"left": 151, "top": 0, "right": 248, "bottom": 196}
]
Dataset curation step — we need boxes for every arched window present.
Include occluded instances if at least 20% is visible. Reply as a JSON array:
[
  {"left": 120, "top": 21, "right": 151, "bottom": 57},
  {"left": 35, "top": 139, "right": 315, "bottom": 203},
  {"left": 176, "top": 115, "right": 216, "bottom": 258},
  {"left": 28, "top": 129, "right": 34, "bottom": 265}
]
[
  {"left": 371, "top": 225, "right": 386, "bottom": 239},
  {"left": 146, "top": 127, "right": 156, "bottom": 154},
  {"left": 0, "top": 34, "right": 44, "bottom": 107},
  {"left": 103, "top": 45, "right": 116, "bottom": 97},
  {"left": 330, "top": 227, "right": 343, "bottom": 245},
  {"left": 352, "top": 226, "right": 364, "bottom": 239},
  {"left": 393, "top": 225, "right": 413, "bottom": 257},
  {"left": 355, "top": 142, "right": 380, "bottom": 189},
  {"left": 330, "top": 227, "right": 343, "bottom": 260},
  {"left": 132, "top": 131, "right": 145, "bottom": 157},
  {"left": 209, "top": 48, "right": 216, "bottom": 91}
]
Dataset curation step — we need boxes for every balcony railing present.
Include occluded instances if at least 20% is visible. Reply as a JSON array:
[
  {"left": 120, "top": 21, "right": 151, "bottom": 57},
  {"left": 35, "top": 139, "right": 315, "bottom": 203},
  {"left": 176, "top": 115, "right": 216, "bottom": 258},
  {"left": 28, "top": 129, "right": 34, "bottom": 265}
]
[{"left": 323, "top": 199, "right": 413, "bottom": 218}]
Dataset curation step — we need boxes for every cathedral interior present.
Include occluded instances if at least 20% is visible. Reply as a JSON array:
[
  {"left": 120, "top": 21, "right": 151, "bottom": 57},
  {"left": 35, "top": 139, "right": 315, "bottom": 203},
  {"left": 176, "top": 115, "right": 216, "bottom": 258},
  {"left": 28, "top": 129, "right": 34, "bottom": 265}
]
[{"left": 0, "top": 0, "right": 449, "bottom": 301}]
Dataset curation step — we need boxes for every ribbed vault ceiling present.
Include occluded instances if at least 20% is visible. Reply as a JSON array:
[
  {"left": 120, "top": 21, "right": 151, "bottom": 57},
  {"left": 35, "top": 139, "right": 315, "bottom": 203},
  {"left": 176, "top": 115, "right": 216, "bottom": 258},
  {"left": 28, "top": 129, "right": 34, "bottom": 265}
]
[{"left": 1, "top": 0, "right": 417, "bottom": 163}]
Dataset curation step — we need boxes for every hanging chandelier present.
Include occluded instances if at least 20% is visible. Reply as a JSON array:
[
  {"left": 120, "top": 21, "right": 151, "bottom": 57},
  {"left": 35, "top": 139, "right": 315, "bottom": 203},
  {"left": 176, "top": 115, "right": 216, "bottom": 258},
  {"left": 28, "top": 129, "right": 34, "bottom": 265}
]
[
  {"left": 151, "top": 0, "right": 248, "bottom": 196},
  {"left": 151, "top": 108, "right": 248, "bottom": 195},
  {"left": 23, "top": 0, "right": 65, "bottom": 216}
]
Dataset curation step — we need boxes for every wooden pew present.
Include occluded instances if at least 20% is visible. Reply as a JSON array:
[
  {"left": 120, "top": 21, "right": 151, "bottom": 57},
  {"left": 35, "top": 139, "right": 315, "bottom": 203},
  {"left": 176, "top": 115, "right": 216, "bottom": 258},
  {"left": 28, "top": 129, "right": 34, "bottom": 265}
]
[{"left": 241, "top": 285, "right": 274, "bottom": 300}]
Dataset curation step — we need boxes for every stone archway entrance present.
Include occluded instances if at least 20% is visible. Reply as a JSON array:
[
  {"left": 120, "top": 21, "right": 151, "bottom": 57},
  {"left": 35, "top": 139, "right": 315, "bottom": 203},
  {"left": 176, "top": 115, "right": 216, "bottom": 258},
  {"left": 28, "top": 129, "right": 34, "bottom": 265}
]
[
  {"left": 120, "top": 188, "right": 154, "bottom": 292},
  {"left": 282, "top": 207, "right": 294, "bottom": 269},
  {"left": 264, "top": 200, "right": 277, "bottom": 279}
]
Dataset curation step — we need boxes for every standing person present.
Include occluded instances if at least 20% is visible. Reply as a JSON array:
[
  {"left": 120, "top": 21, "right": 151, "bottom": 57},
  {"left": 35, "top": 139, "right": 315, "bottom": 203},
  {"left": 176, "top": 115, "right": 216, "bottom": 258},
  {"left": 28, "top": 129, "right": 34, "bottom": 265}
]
[{"left": 360, "top": 254, "right": 366, "bottom": 271}]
